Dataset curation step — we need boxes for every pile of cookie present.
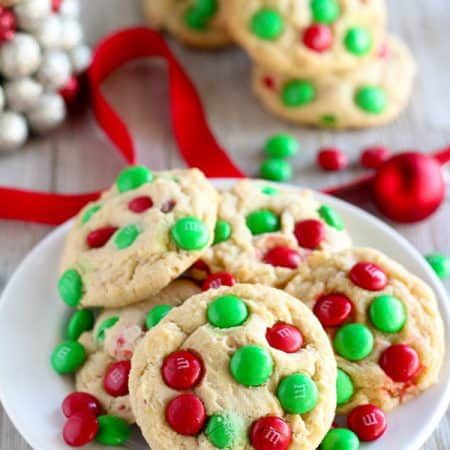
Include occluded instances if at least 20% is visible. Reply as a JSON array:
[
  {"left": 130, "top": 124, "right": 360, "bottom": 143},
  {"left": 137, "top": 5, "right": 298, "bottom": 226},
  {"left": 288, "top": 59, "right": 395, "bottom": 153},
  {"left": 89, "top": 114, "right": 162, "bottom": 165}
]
[
  {"left": 142, "top": 0, "right": 416, "bottom": 130},
  {"left": 51, "top": 166, "right": 444, "bottom": 449}
]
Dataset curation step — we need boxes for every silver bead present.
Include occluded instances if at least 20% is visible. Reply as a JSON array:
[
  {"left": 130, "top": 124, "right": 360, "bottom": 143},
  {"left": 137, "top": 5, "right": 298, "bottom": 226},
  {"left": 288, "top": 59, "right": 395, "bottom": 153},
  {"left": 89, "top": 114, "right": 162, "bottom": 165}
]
[
  {"left": 36, "top": 49, "right": 71, "bottom": 90},
  {"left": 69, "top": 45, "right": 91, "bottom": 74},
  {"left": 0, "top": 111, "right": 28, "bottom": 152},
  {"left": 14, "top": 0, "right": 52, "bottom": 32},
  {"left": 0, "top": 33, "right": 42, "bottom": 79},
  {"left": 4, "top": 78, "right": 43, "bottom": 112},
  {"left": 33, "top": 14, "right": 62, "bottom": 48},
  {"left": 60, "top": 0, "right": 80, "bottom": 18},
  {"left": 26, "top": 92, "right": 66, "bottom": 134},
  {"left": 59, "top": 17, "right": 82, "bottom": 50}
]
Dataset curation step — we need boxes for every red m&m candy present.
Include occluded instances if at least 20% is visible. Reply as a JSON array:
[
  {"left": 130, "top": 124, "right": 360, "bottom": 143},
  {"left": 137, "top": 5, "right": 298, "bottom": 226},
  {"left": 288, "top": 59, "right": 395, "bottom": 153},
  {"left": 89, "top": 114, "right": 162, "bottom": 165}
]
[
  {"left": 166, "top": 394, "right": 206, "bottom": 436},
  {"left": 162, "top": 350, "right": 204, "bottom": 390},
  {"left": 317, "top": 147, "right": 349, "bottom": 172},
  {"left": 379, "top": 344, "right": 420, "bottom": 382},
  {"left": 266, "top": 322, "right": 303, "bottom": 353},
  {"left": 360, "top": 146, "right": 391, "bottom": 169},
  {"left": 347, "top": 404, "right": 387, "bottom": 442},
  {"left": 86, "top": 226, "right": 118, "bottom": 249},
  {"left": 313, "top": 294, "right": 353, "bottom": 327},
  {"left": 103, "top": 361, "right": 131, "bottom": 397},
  {"left": 349, "top": 262, "right": 388, "bottom": 291},
  {"left": 202, "top": 272, "right": 236, "bottom": 291},
  {"left": 63, "top": 412, "right": 99, "bottom": 447},
  {"left": 263, "top": 246, "right": 302, "bottom": 269},
  {"left": 128, "top": 196, "right": 153, "bottom": 213},
  {"left": 250, "top": 416, "right": 292, "bottom": 450},
  {"left": 62, "top": 392, "right": 102, "bottom": 418},
  {"left": 303, "top": 24, "right": 332, "bottom": 53},
  {"left": 294, "top": 219, "right": 325, "bottom": 249}
]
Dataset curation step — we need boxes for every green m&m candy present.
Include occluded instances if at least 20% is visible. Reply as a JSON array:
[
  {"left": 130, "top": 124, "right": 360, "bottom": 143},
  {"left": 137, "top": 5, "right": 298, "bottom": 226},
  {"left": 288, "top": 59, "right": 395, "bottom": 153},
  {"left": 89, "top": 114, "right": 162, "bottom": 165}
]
[
  {"left": 51, "top": 341, "right": 86, "bottom": 374},
  {"left": 146, "top": 304, "right": 173, "bottom": 329},
  {"left": 230, "top": 345, "right": 273, "bottom": 386},
  {"left": 207, "top": 295, "right": 248, "bottom": 328},
  {"left": 114, "top": 224, "right": 140, "bottom": 249},
  {"left": 344, "top": 27, "right": 372, "bottom": 56},
  {"left": 320, "top": 428, "right": 360, "bottom": 450},
  {"left": 250, "top": 8, "right": 284, "bottom": 40},
  {"left": 264, "top": 133, "right": 300, "bottom": 159},
  {"left": 58, "top": 269, "right": 84, "bottom": 307},
  {"left": 246, "top": 210, "right": 280, "bottom": 235},
  {"left": 214, "top": 220, "right": 232, "bottom": 245},
  {"left": 311, "top": 0, "right": 341, "bottom": 24},
  {"left": 261, "top": 185, "right": 280, "bottom": 196},
  {"left": 96, "top": 415, "right": 131, "bottom": 446},
  {"left": 116, "top": 166, "right": 153, "bottom": 193},
  {"left": 171, "top": 216, "right": 210, "bottom": 250},
  {"left": 318, "top": 205, "right": 344, "bottom": 230},
  {"left": 334, "top": 323, "right": 374, "bottom": 361},
  {"left": 66, "top": 309, "right": 95, "bottom": 341},
  {"left": 425, "top": 253, "right": 450, "bottom": 280},
  {"left": 206, "top": 413, "right": 243, "bottom": 448},
  {"left": 355, "top": 86, "right": 387, "bottom": 114},
  {"left": 260, "top": 158, "right": 293, "bottom": 182},
  {"left": 277, "top": 373, "right": 319, "bottom": 414},
  {"left": 282, "top": 80, "right": 316, "bottom": 107},
  {"left": 185, "top": 7, "right": 209, "bottom": 30},
  {"left": 369, "top": 294, "right": 406, "bottom": 333},
  {"left": 81, "top": 205, "right": 101, "bottom": 224},
  {"left": 96, "top": 316, "right": 119, "bottom": 342},
  {"left": 336, "top": 368, "right": 354, "bottom": 406}
]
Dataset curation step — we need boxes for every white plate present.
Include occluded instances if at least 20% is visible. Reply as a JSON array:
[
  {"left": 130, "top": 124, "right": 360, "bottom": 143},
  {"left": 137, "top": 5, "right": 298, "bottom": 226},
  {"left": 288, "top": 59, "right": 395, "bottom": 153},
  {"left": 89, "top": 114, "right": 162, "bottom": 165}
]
[{"left": 0, "top": 179, "right": 449, "bottom": 450}]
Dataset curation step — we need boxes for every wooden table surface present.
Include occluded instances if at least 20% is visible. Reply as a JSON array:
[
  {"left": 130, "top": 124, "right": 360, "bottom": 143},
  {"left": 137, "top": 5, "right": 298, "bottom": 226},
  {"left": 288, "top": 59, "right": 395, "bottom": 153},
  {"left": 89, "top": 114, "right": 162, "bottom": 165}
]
[{"left": 1, "top": 0, "right": 450, "bottom": 448}]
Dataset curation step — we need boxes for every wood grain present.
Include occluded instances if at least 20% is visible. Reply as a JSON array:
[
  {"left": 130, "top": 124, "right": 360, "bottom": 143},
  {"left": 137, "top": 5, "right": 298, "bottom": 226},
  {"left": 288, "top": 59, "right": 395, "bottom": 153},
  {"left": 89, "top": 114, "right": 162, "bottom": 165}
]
[{"left": 1, "top": 0, "right": 449, "bottom": 448}]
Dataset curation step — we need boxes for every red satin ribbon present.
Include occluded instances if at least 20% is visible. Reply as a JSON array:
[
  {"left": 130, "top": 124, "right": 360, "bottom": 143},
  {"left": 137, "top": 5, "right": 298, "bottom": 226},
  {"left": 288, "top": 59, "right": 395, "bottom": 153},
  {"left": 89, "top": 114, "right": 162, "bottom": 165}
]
[{"left": 0, "top": 27, "right": 244, "bottom": 225}]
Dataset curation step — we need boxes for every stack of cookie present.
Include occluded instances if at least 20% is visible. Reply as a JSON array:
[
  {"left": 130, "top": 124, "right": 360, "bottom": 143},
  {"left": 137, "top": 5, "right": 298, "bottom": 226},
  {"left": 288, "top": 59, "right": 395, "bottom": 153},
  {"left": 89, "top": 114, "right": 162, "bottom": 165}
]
[{"left": 53, "top": 166, "right": 444, "bottom": 449}]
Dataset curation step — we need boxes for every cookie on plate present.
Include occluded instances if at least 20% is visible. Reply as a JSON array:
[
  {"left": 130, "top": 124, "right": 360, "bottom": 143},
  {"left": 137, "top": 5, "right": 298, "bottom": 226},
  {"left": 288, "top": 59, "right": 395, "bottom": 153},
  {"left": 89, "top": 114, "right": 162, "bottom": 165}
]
[
  {"left": 58, "top": 167, "right": 218, "bottom": 308},
  {"left": 75, "top": 279, "right": 200, "bottom": 423},
  {"left": 285, "top": 248, "right": 445, "bottom": 413},
  {"left": 225, "top": 0, "right": 386, "bottom": 77},
  {"left": 130, "top": 284, "right": 337, "bottom": 450},
  {"left": 253, "top": 36, "right": 416, "bottom": 129},
  {"left": 142, "top": 0, "right": 232, "bottom": 49},
  {"left": 193, "top": 179, "right": 352, "bottom": 287}
]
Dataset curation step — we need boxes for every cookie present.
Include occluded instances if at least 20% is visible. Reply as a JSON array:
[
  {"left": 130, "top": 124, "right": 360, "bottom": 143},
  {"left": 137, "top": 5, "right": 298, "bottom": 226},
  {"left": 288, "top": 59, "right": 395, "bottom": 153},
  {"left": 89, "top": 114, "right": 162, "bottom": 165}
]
[
  {"left": 130, "top": 284, "right": 337, "bottom": 450},
  {"left": 193, "top": 180, "right": 352, "bottom": 287},
  {"left": 225, "top": 0, "right": 386, "bottom": 77},
  {"left": 285, "top": 248, "right": 445, "bottom": 413},
  {"left": 58, "top": 167, "right": 218, "bottom": 308},
  {"left": 76, "top": 279, "right": 200, "bottom": 423},
  {"left": 253, "top": 36, "right": 416, "bottom": 129},
  {"left": 142, "top": 0, "right": 232, "bottom": 49}
]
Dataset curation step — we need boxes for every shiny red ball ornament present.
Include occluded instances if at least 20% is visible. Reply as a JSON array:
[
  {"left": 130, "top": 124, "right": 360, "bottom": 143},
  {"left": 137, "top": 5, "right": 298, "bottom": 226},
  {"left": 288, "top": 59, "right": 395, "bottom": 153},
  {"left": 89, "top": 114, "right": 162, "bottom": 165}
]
[
  {"left": 128, "top": 195, "right": 153, "bottom": 213},
  {"left": 372, "top": 152, "right": 446, "bottom": 223},
  {"left": 250, "top": 416, "right": 292, "bottom": 450},
  {"left": 263, "top": 246, "right": 302, "bottom": 269},
  {"left": 0, "top": 7, "right": 16, "bottom": 43},
  {"left": 303, "top": 25, "right": 332, "bottom": 53},
  {"left": 347, "top": 404, "right": 387, "bottom": 442},
  {"left": 62, "top": 392, "right": 102, "bottom": 418},
  {"left": 202, "top": 272, "right": 236, "bottom": 291},
  {"left": 349, "top": 262, "right": 388, "bottom": 291},
  {"left": 162, "top": 350, "right": 204, "bottom": 390},
  {"left": 59, "top": 77, "right": 81, "bottom": 108},
  {"left": 294, "top": 219, "right": 326, "bottom": 249},
  {"left": 103, "top": 360, "right": 131, "bottom": 397},
  {"left": 165, "top": 394, "right": 206, "bottom": 436},
  {"left": 86, "top": 226, "right": 118, "bottom": 249},
  {"left": 313, "top": 293, "right": 353, "bottom": 327},
  {"left": 360, "top": 146, "right": 391, "bottom": 169},
  {"left": 379, "top": 344, "right": 420, "bottom": 382},
  {"left": 266, "top": 322, "right": 303, "bottom": 353},
  {"left": 62, "top": 412, "right": 99, "bottom": 447},
  {"left": 317, "top": 148, "right": 349, "bottom": 172}
]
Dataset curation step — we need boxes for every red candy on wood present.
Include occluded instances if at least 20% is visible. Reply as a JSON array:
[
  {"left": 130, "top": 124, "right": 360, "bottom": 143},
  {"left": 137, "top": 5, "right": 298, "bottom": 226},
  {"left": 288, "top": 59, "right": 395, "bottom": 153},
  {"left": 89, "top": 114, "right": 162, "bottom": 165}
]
[
  {"left": 128, "top": 196, "right": 153, "bottom": 213},
  {"left": 313, "top": 294, "right": 353, "bottom": 328},
  {"left": 349, "top": 262, "right": 387, "bottom": 291},
  {"left": 250, "top": 416, "right": 292, "bottom": 450},
  {"left": 318, "top": 148, "right": 349, "bottom": 172},
  {"left": 0, "top": 7, "right": 16, "bottom": 43},
  {"left": 263, "top": 246, "right": 302, "bottom": 269},
  {"left": 103, "top": 360, "right": 131, "bottom": 397},
  {"left": 360, "top": 146, "right": 391, "bottom": 169},
  {"left": 86, "top": 226, "right": 118, "bottom": 249},
  {"left": 162, "top": 350, "right": 204, "bottom": 390},
  {"left": 303, "top": 25, "right": 332, "bottom": 53},
  {"left": 62, "top": 392, "right": 102, "bottom": 418},
  {"left": 266, "top": 322, "right": 303, "bottom": 353},
  {"left": 379, "top": 344, "right": 420, "bottom": 382},
  {"left": 294, "top": 219, "right": 325, "bottom": 249},
  {"left": 202, "top": 272, "right": 236, "bottom": 291},
  {"left": 348, "top": 404, "right": 387, "bottom": 442},
  {"left": 62, "top": 412, "right": 99, "bottom": 447},
  {"left": 166, "top": 394, "right": 206, "bottom": 436}
]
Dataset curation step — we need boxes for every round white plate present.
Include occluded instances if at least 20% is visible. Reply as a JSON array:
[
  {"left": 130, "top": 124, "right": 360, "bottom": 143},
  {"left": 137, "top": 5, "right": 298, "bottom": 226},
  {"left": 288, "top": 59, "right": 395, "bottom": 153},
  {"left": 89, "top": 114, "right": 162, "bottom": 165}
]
[{"left": 0, "top": 179, "right": 449, "bottom": 450}]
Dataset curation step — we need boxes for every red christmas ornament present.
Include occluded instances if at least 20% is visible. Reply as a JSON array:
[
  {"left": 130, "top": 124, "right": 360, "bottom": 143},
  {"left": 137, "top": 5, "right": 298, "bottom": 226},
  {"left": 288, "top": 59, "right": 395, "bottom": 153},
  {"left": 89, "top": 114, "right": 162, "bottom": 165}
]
[
  {"left": 313, "top": 293, "right": 353, "bottom": 328},
  {"left": 62, "top": 392, "right": 102, "bottom": 418},
  {"left": 103, "top": 360, "right": 131, "bottom": 397},
  {"left": 263, "top": 246, "right": 302, "bottom": 269},
  {"left": 0, "top": 7, "right": 16, "bottom": 43},
  {"left": 162, "top": 350, "right": 204, "bottom": 390},
  {"left": 294, "top": 219, "right": 325, "bottom": 249},
  {"left": 347, "top": 404, "right": 387, "bottom": 442},
  {"left": 202, "top": 272, "right": 235, "bottom": 291},
  {"left": 266, "top": 322, "right": 303, "bottom": 353},
  {"left": 303, "top": 25, "right": 332, "bottom": 53},
  {"left": 52, "top": 0, "right": 63, "bottom": 13},
  {"left": 62, "top": 412, "right": 99, "bottom": 447},
  {"left": 379, "top": 344, "right": 420, "bottom": 382},
  {"left": 128, "top": 195, "right": 153, "bottom": 213},
  {"left": 349, "top": 262, "right": 388, "bottom": 291},
  {"left": 250, "top": 416, "right": 292, "bottom": 450},
  {"left": 317, "top": 148, "right": 349, "bottom": 172},
  {"left": 165, "top": 394, "right": 206, "bottom": 436},
  {"left": 86, "top": 226, "right": 118, "bottom": 249},
  {"left": 360, "top": 146, "right": 391, "bottom": 169}
]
